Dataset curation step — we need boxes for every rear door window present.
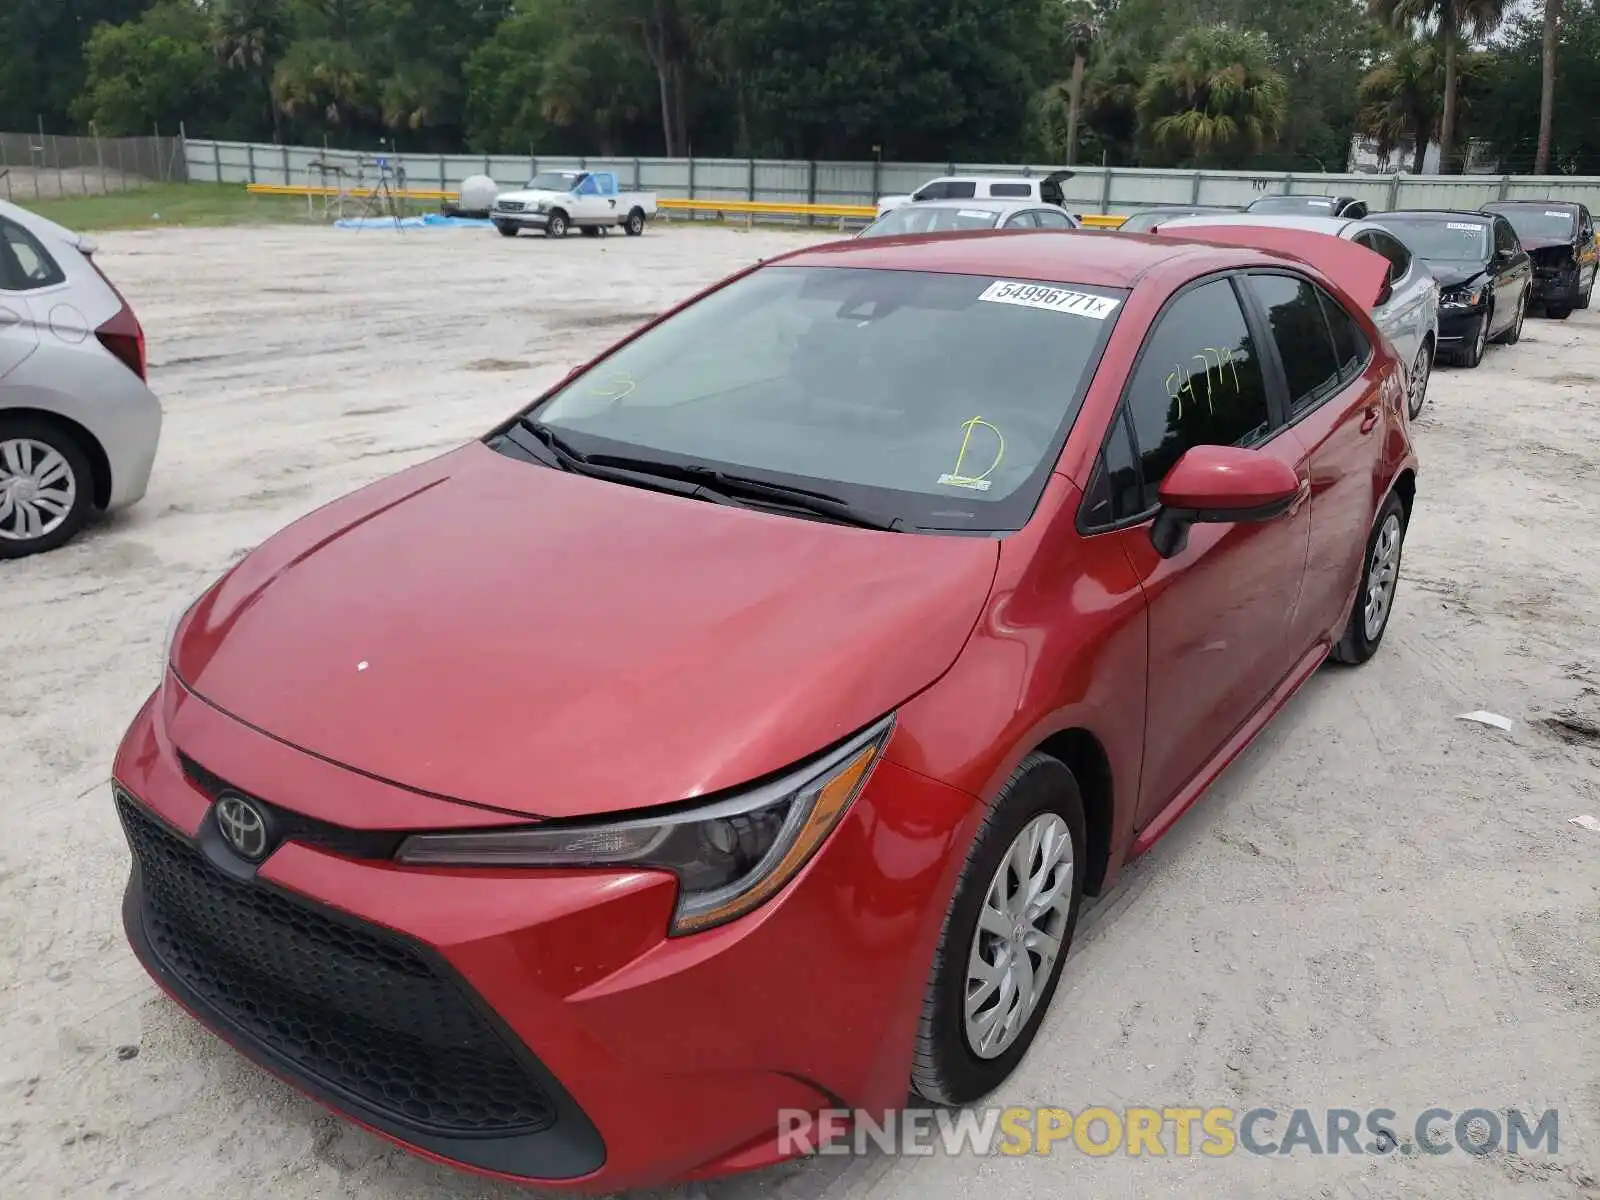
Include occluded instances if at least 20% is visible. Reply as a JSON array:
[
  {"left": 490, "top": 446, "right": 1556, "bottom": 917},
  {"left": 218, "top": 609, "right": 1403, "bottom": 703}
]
[
  {"left": 1035, "top": 210, "right": 1074, "bottom": 229},
  {"left": 1003, "top": 211, "right": 1040, "bottom": 229},
  {"left": 1246, "top": 274, "right": 1342, "bottom": 416},
  {"left": 1365, "top": 230, "right": 1413, "bottom": 283},
  {"left": 943, "top": 181, "right": 977, "bottom": 199},
  {"left": 1318, "top": 291, "right": 1371, "bottom": 384}
]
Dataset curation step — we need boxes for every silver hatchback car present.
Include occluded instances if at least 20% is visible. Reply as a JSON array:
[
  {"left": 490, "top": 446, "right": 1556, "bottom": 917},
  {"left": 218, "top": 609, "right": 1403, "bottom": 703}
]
[{"left": 0, "top": 198, "right": 161, "bottom": 558}]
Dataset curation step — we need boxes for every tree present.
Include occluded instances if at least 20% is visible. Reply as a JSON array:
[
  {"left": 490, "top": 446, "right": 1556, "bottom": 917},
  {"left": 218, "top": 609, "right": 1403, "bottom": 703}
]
[
  {"left": 211, "top": 0, "right": 292, "bottom": 142},
  {"left": 1136, "top": 26, "right": 1290, "bottom": 166},
  {"left": 1536, "top": 0, "right": 1560, "bottom": 174},
  {"left": 1367, "top": 0, "right": 1508, "bottom": 174},
  {"left": 0, "top": 0, "right": 149, "bottom": 131},
  {"left": 73, "top": 1, "right": 222, "bottom": 136},
  {"left": 1060, "top": 1, "right": 1099, "bottom": 164},
  {"left": 1475, "top": 2, "right": 1600, "bottom": 173},
  {"left": 1357, "top": 35, "right": 1444, "bottom": 173}
]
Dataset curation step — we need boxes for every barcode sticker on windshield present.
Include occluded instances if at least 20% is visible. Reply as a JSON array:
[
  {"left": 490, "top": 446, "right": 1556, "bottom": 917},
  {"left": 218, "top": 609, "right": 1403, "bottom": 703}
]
[
  {"left": 1447, "top": 222, "right": 1481, "bottom": 231},
  {"left": 978, "top": 280, "right": 1120, "bottom": 320},
  {"left": 959, "top": 209, "right": 993, "bottom": 219},
  {"left": 1547, "top": 210, "right": 1568, "bottom": 217}
]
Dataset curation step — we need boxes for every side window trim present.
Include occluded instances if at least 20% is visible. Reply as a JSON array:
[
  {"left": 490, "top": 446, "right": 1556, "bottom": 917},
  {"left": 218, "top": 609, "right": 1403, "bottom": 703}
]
[
  {"left": 1076, "top": 270, "right": 1285, "bottom": 535},
  {"left": 0, "top": 218, "right": 66, "bottom": 293}
]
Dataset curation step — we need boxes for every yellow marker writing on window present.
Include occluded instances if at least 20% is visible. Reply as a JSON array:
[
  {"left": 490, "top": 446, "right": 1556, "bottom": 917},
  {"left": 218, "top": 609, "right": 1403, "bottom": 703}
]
[
  {"left": 590, "top": 372, "right": 636, "bottom": 402},
  {"left": 938, "top": 416, "right": 1006, "bottom": 493}
]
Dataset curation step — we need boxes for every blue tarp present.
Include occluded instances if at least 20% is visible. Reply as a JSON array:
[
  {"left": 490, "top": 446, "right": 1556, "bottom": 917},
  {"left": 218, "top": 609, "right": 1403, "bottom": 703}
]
[{"left": 333, "top": 213, "right": 496, "bottom": 230}]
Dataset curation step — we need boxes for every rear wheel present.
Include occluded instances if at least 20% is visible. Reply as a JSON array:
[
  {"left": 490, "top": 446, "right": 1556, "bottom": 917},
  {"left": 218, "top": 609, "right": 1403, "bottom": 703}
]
[
  {"left": 909, "top": 753, "right": 1085, "bottom": 1106},
  {"left": 625, "top": 207, "right": 646, "bottom": 236},
  {"left": 1331, "top": 490, "right": 1407, "bottom": 666},
  {"left": 1407, "top": 342, "right": 1431, "bottom": 419},
  {"left": 0, "top": 416, "right": 95, "bottom": 559},
  {"left": 1547, "top": 302, "right": 1572, "bottom": 320}
]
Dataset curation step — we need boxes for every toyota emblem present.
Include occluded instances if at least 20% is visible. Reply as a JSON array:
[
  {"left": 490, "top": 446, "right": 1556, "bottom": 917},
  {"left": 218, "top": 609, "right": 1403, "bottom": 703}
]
[{"left": 215, "top": 794, "right": 269, "bottom": 861}]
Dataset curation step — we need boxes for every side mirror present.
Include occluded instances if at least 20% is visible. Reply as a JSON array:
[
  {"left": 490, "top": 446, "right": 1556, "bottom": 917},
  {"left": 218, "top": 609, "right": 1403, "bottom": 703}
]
[{"left": 1150, "top": 445, "right": 1305, "bottom": 558}]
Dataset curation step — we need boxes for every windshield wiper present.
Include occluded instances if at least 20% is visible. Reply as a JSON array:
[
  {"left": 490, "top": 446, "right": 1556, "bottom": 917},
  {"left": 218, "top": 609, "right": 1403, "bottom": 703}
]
[
  {"left": 582, "top": 452, "right": 902, "bottom": 531},
  {"left": 512, "top": 419, "right": 902, "bottom": 531}
]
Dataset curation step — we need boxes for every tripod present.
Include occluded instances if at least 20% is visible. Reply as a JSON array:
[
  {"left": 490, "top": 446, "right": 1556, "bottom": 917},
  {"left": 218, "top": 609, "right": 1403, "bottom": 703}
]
[{"left": 353, "top": 154, "right": 408, "bottom": 230}]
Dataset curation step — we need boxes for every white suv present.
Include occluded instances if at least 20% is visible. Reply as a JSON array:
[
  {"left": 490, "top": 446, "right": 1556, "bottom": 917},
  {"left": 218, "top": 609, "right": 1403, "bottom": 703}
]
[{"left": 875, "top": 171, "right": 1073, "bottom": 217}]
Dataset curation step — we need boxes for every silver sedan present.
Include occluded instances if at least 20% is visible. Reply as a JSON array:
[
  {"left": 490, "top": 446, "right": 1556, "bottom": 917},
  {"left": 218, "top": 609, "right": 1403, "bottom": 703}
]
[
  {"left": 0, "top": 198, "right": 162, "bottom": 558},
  {"left": 855, "top": 198, "right": 1079, "bottom": 239}
]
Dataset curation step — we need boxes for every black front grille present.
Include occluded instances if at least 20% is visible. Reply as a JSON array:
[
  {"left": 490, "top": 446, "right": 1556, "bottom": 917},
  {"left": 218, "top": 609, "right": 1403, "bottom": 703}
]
[{"left": 118, "top": 794, "right": 554, "bottom": 1137}]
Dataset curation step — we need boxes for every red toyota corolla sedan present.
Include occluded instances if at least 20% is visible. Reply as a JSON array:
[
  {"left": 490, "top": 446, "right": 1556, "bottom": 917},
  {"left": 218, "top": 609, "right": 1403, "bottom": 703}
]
[{"left": 113, "top": 228, "right": 1417, "bottom": 1190}]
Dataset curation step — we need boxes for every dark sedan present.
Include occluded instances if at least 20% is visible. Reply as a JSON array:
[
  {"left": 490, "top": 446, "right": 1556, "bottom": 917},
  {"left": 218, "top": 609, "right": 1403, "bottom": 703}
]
[
  {"left": 1480, "top": 200, "right": 1596, "bottom": 319},
  {"left": 1376, "top": 210, "right": 1531, "bottom": 367}
]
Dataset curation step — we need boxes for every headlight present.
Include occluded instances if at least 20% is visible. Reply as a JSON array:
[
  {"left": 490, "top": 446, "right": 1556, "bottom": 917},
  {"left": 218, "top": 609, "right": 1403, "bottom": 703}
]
[
  {"left": 534, "top": 200, "right": 550, "bottom": 213},
  {"left": 395, "top": 714, "right": 896, "bottom": 935},
  {"left": 1441, "top": 286, "right": 1483, "bottom": 308}
]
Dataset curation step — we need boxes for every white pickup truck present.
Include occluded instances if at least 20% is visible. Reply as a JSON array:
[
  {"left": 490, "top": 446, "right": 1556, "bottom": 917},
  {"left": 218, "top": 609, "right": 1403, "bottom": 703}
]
[{"left": 491, "top": 170, "right": 658, "bottom": 238}]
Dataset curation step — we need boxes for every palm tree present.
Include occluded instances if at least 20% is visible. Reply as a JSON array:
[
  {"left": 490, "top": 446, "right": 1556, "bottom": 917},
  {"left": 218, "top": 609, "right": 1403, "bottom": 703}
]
[
  {"left": 1061, "top": 3, "right": 1098, "bottom": 165},
  {"left": 1536, "top": 0, "right": 1561, "bottom": 174},
  {"left": 211, "top": 0, "right": 290, "bottom": 142},
  {"left": 1357, "top": 36, "right": 1445, "bottom": 174},
  {"left": 1136, "top": 26, "right": 1290, "bottom": 167},
  {"left": 1368, "top": 0, "right": 1508, "bottom": 174}
]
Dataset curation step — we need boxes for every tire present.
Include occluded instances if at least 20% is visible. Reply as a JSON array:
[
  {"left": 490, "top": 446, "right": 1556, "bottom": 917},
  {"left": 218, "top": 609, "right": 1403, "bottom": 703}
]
[
  {"left": 1579, "top": 283, "right": 1592, "bottom": 310},
  {"left": 1497, "top": 296, "right": 1525, "bottom": 345},
  {"left": 625, "top": 207, "right": 646, "bottom": 236},
  {"left": 0, "top": 416, "right": 96, "bottom": 560},
  {"left": 580, "top": 225, "right": 601, "bottom": 238},
  {"left": 909, "top": 753, "right": 1086, "bottom": 1106},
  {"left": 544, "top": 210, "right": 568, "bottom": 238},
  {"left": 1547, "top": 303, "right": 1572, "bottom": 320},
  {"left": 494, "top": 221, "right": 518, "bottom": 238},
  {"left": 1406, "top": 341, "right": 1431, "bottom": 420},
  {"left": 1456, "top": 310, "right": 1488, "bottom": 367},
  {"left": 1330, "top": 490, "right": 1407, "bottom": 666}
]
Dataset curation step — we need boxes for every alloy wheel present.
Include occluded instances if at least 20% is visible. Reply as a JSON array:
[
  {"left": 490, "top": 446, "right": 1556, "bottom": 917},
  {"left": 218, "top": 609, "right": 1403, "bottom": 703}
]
[
  {"left": 1363, "top": 512, "right": 1403, "bottom": 641},
  {"left": 1408, "top": 347, "right": 1430, "bottom": 419},
  {"left": 0, "top": 437, "right": 77, "bottom": 543},
  {"left": 964, "top": 812, "right": 1074, "bottom": 1059}
]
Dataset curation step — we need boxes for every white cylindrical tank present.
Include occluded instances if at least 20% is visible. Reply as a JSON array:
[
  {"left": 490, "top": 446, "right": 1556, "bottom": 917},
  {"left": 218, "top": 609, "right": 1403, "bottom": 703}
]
[{"left": 458, "top": 174, "right": 500, "bottom": 215}]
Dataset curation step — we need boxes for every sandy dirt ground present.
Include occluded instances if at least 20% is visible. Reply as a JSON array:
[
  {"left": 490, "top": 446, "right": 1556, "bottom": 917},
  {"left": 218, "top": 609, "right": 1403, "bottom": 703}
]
[{"left": 1, "top": 224, "right": 1597, "bottom": 1200}]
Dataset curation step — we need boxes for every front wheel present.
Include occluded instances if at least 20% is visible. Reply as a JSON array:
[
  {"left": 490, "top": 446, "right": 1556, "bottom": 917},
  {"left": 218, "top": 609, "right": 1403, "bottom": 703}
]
[
  {"left": 625, "top": 207, "right": 646, "bottom": 236},
  {"left": 909, "top": 753, "right": 1085, "bottom": 1106},
  {"left": 0, "top": 416, "right": 95, "bottom": 559},
  {"left": 1407, "top": 343, "right": 1431, "bottom": 420},
  {"left": 544, "top": 211, "right": 568, "bottom": 238},
  {"left": 1331, "top": 490, "right": 1407, "bottom": 665},
  {"left": 494, "top": 221, "right": 518, "bottom": 238},
  {"left": 1498, "top": 295, "right": 1525, "bottom": 345},
  {"left": 1457, "top": 310, "right": 1488, "bottom": 367}
]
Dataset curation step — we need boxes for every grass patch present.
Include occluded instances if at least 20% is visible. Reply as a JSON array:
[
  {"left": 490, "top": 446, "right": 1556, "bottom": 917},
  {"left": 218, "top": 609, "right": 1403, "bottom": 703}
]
[{"left": 6, "top": 182, "right": 435, "bottom": 231}]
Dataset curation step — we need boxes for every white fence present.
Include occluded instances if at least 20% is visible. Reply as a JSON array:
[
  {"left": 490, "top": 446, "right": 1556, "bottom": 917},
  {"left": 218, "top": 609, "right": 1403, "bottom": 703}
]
[{"left": 183, "top": 138, "right": 1600, "bottom": 216}]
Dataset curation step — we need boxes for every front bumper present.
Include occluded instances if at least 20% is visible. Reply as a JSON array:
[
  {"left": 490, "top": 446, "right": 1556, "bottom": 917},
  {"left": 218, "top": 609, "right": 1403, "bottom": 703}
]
[
  {"left": 1435, "top": 306, "right": 1486, "bottom": 344},
  {"left": 111, "top": 674, "right": 980, "bottom": 1191},
  {"left": 493, "top": 209, "right": 550, "bottom": 228}
]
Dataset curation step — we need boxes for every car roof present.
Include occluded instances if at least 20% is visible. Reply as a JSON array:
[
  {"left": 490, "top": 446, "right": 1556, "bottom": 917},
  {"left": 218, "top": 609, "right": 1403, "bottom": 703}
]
[
  {"left": 1482, "top": 198, "right": 1580, "bottom": 209},
  {"left": 891, "top": 198, "right": 1049, "bottom": 214},
  {"left": 772, "top": 227, "right": 1369, "bottom": 294},
  {"left": 1249, "top": 194, "right": 1352, "bottom": 204},
  {"left": 1379, "top": 209, "right": 1492, "bottom": 222},
  {"left": 1125, "top": 204, "right": 1239, "bottom": 214},
  {"left": 1157, "top": 213, "right": 1357, "bottom": 235}
]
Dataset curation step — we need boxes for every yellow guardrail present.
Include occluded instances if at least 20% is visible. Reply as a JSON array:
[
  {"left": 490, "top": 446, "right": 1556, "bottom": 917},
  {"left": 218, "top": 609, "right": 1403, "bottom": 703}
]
[{"left": 246, "top": 181, "right": 1131, "bottom": 228}]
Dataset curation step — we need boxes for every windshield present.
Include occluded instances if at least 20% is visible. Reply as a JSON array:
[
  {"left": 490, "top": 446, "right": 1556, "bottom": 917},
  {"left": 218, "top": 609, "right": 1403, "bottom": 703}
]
[
  {"left": 524, "top": 266, "right": 1125, "bottom": 531},
  {"left": 526, "top": 171, "right": 579, "bottom": 191},
  {"left": 1248, "top": 195, "right": 1338, "bottom": 214},
  {"left": 859, "top": 207, "right": 1003, "bottom": 238},
  {"left": 1492, "top": 206, "right": 1575, "bottom": 242},
  {"left": 1377, "top": 217, "right": 1489, "bottom": 262}
]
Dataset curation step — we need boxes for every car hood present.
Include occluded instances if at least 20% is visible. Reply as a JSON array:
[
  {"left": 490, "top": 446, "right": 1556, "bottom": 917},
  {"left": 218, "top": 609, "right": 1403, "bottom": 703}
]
[
  {"left": 1421, "top": 258, "right": 1488, "bottom": 289},
  {"left": 496, "top": 188, "right": 568, "bottom": 205},
  {"left": 172, "top": 442, "right": 999, "bottom": 819}
]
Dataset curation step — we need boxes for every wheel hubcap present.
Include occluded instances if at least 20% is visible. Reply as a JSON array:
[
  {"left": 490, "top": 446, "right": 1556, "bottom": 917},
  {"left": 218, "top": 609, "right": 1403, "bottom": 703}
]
[
  {"left": 1409, "top": 350, "right": 1429, "bottom": 416},
  {"left": 1363, "top": 512, "right": 1403, "bottom": 641},
  {"left": 0, "top": 437, "right": 76, "bottom": 542},
  {"left": 964, "top": 812, "right": 1073, "bottom": 1060}
]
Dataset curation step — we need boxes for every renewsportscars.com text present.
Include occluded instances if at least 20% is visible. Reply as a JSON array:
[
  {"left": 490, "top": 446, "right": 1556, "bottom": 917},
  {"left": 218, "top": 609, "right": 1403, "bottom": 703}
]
[{"left": 778, "top": 1106, "right": 1560, "bottom": 1159}]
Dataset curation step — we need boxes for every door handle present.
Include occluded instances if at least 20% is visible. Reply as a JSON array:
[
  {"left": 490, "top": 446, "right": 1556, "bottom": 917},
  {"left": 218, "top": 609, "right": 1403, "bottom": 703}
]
[
  {"left": 0, "top": 309, "right": 21, "bottom": 327},
  {"left": 1359, "top": 403, "right": 1381, "bottom": 434}
]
